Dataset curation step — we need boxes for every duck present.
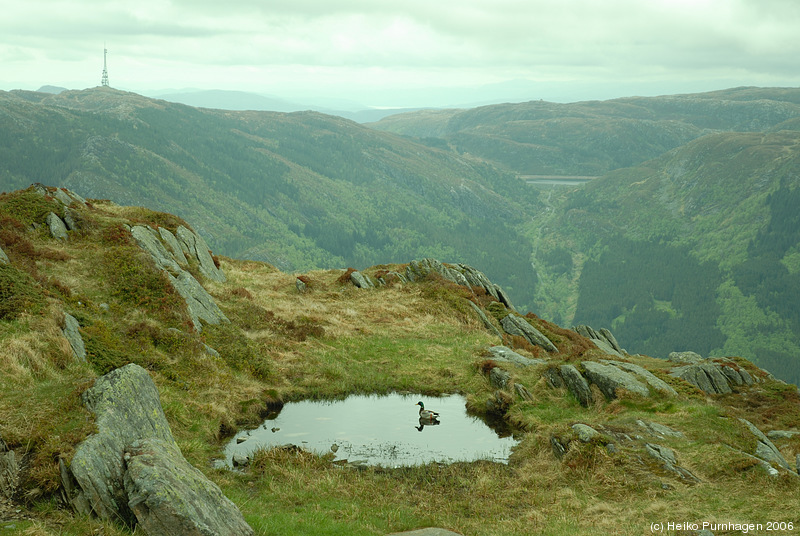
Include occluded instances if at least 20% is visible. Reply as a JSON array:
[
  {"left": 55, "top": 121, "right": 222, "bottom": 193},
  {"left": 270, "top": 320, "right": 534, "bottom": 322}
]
[{"left": 416, "top": 401, "right": 440, "bottom": 422}]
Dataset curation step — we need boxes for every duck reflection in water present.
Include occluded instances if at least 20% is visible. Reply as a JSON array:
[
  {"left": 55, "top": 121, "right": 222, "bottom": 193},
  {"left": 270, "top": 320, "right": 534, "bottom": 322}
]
[{"left": 415, "top": 401, "right": 440, "bottom": 431}]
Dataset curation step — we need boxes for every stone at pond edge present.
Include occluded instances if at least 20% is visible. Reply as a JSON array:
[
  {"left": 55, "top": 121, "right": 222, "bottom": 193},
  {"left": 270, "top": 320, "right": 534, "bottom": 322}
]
[{"left": 124, "top": 438, "right": 254, "bottom": 536}]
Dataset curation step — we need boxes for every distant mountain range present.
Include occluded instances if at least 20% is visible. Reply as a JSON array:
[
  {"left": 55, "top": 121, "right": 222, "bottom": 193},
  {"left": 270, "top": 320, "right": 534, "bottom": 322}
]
[{"left": 2, "top": 85, "right": 799, "bottom": 383}]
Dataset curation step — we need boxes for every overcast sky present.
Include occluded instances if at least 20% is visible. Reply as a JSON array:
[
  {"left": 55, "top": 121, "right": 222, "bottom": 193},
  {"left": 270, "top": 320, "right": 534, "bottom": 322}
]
[{"left": 2, "top": 0, "right": 799, "bottom": 107}]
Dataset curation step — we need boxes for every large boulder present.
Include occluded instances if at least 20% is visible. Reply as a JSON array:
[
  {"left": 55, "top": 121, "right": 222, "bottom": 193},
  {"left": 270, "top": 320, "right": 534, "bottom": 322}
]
[
  {"left": 46, "top": 212, "right": 69, "bottom": 240},
  {"left": 64, "top": 364, "right": 253, "bottom": 534},
  {"left": 500, "top": 314, "right": 558, "bottom": 353},
  {"left": 67, "top": 364, "right": 177, "bottom": 524},
  {"left": 124, "top": 438, "right": 254, "bottom": 536},
  {"left": 573, "top": 325, "right": 624, "bottom": 357}
]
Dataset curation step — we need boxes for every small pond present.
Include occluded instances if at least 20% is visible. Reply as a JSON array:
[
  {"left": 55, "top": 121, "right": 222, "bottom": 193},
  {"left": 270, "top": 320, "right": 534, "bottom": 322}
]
[{"left": 222, "top": 393, "right": 519, "bottom": 467}]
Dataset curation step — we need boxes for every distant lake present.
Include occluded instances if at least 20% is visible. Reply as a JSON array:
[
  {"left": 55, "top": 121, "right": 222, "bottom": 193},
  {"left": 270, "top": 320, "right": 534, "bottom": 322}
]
[{"left": 222, "top": 393, "right": 519, "bottom": 467}]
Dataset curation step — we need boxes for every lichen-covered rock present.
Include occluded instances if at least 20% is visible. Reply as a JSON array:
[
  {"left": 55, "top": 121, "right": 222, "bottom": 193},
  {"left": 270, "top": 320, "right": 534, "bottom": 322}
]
[
  {"left": 175, "top": 226, "right": 226, "bottom": 283},
  {"left": 645, "top": 443, "right": 700, "bottom": 483},
  {"left": 0, "top": 437, "right": 18, "bottom": 500},
  {"left": 572, "top": 423, "right": 600, "bottom": 442},
  {"left": 62, "top": 312, "right": 86, "bottom": 361},
  {"left": 670, "top": 362, "right": 733, "bottom": 394},
  {"left": 581, "top": 361, "right": 649, "bottom": 399},
  {"left": 500, "top": 314, "right": 558, "bottom": 353},
  {"left": 487, "top": 345, "right": 546, "bottom": 366},
  {"left": 67, "top": 364, "right": 177, "bottom": 525},
  {"left": 739, "top": 419, "right": 790, "bottom": 470},
  {"left": 46, "top": 212, "right": 69, "bottom": 240},
  {"left": 405, "top": 258, "right": 515, "bottom": 310},
  {"left": 130, "top": 226, "right": 181, "bottom": 274},
  {"left": 0, "top": 246, "right": 9, "bottom": 265},
  {"left": 468, "top": 302, "right": 502, "bottom": 338},
  {"left": 602, "top": 360, "right": 677, "bottom": 396},
  {"left": 350, "top": 270, "right": 374, "bottom": 289},
  {"left": 560, "top": 364, "right": 593, "bottom": 407},
  {"left": 124, "top": 438, "right": 254, "bottom": 536},
  {"left": 169, "top": 271, "right": 229, "bottom": 331},
  {"left": 158, "top": 228, "right": 188, "bottom": 265},
  {"left": 668, "top": 351, "right": 704, "bottom": 364}
]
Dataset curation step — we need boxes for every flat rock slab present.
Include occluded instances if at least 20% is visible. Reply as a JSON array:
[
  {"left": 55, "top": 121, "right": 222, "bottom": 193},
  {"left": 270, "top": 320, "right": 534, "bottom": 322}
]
[
  {"left": 582, "top": 361, "right": 649, "bottom": 399},
  {"left": 124, "top": 438, "right": 254, "bottom": 536}
]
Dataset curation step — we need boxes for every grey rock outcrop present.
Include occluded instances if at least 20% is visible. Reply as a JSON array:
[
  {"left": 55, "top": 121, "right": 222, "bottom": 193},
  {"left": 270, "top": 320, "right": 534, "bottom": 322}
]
[
  {"left": 468, "top": 301, "right": 502, "bottom": 338},
  {"left": 175, "top": 226, "right": 226, "bottom": 283},
  {"left": 62, "top": 312, "right": 86, "bottom": 361},
  {"left": 560, "top": 364, "right": 593, "bottom": 407},
  {"left": 739, "top": 419, "right": 790, "bottom": 471},
  {"left": 572, "top": 423, "right": 600, "bottom": 443},
  {"left": 67, "top": 364, "right": 177, "bottom": 524},
  {"left": 767, "top": 430, "right": 800, "bottom": 440},
  {"left": 670, "top": 361, "right": 753, "bottom": 394},
  {"left": 131, "top": 226, "right": 182, "bottom": 274},
  {"left": 487, "top": 345, "right": 546, "bottom": 367},
  {"left": 169, "top": 271, "right": 229, "bottom": 330},
  {"left": 645, "top": 443, "right": 700, "bottom": 483},
  {"left": 581, "top": 361, "right": 650, "bottom": 399},
  {"left": 129, "top": 225, "right": 228, "bottom": 332},
  {"left": 574, "top": 325, "right": 624, "bottom": 357},
  {"left": 350, "top": 271, "right": 375, "bottom": 289},
  {"left": 668, "top": 351, "right": 704, "bottom": 364},
  {"left": 637, "top": 420, "right": 684, "bottom": 439},
  {"left": 0, "top": 246, "right": 9, "bottom": 265},
  {"left": 124, "top": 438, "right": 254, "bottom": 536},
  {"left": 64, "top": 364, "right": 253, "bottom": 534},
  {"left": 0, "top": 437, "right": 18, "bottom": 500},
  {"left": 405, "top": 258, "right": 515, "bottom": 310},
  {"left": 46, "top": 212, "right": 69, "bottom": 240},
  {"left": 500, "top": 314, "right": 558, "bottom": 353},
  {"left": 602, "top": 360, "right": 677, "bottom": 396},
  {"left": 158, "top": 228, "right": 188, "bottom": 265}
]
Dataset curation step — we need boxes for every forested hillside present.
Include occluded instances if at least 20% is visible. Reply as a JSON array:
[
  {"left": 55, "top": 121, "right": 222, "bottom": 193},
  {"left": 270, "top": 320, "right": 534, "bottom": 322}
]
[
  {"left": 370, "top": 87, "right": 800, "bottom": 175},
  {"left": 531, "top": 131, "right": 800, "bottom": 383},
  {"left": 0, "top": 87, "right": 540, "bottom": 310}
]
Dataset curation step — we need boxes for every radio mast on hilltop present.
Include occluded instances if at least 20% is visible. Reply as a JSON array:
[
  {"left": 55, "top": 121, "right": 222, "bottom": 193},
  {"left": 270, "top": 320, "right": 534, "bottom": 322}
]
[{"left": 101, "top": 45, "right": 109, "bottom": 87}]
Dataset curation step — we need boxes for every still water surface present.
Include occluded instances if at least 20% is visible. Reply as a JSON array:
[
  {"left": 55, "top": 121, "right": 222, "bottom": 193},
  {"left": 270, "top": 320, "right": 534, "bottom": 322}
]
[{"left": 223, "top": 393, "right": 518, "bottom": 467}]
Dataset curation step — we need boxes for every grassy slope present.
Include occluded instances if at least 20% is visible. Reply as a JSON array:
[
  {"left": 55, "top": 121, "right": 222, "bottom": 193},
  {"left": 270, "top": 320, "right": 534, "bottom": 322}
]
[{"left": 1, "top": 187, "right": 799, "bottom": 535}]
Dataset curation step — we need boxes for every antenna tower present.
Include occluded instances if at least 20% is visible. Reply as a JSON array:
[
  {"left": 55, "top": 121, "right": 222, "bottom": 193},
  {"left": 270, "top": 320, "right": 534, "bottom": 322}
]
[{"left": 101, "top": 45, "right": 109, "bottom": 87}]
